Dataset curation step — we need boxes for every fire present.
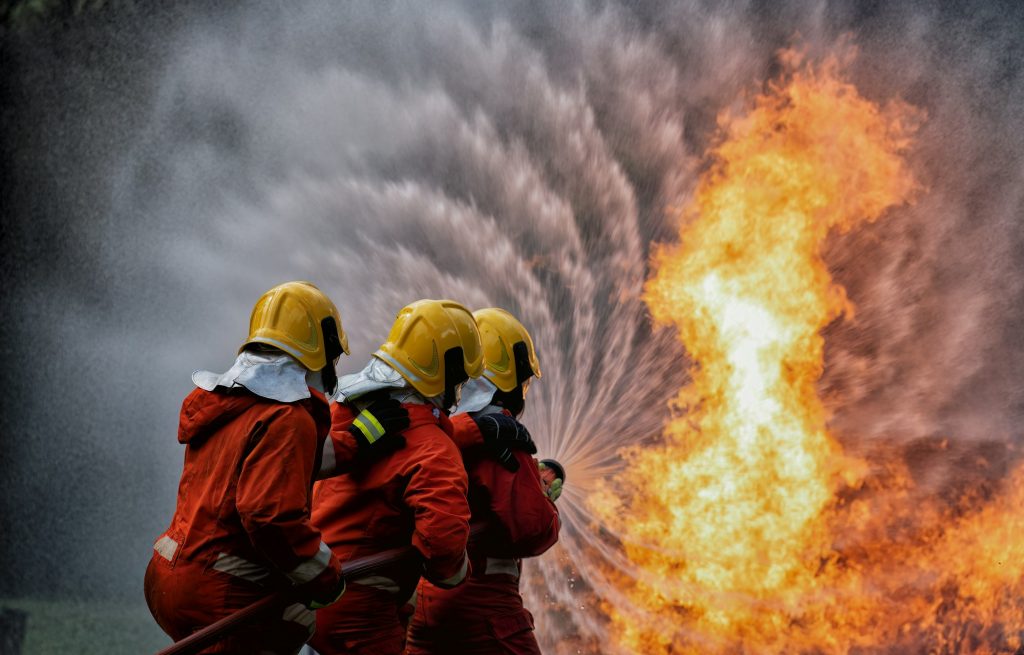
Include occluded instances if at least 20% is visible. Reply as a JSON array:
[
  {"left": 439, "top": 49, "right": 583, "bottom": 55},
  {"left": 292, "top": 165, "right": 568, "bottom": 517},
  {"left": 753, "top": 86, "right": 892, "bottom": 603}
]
[{"left": 588, "top": 48, "right": 1024, "bottom": 654}]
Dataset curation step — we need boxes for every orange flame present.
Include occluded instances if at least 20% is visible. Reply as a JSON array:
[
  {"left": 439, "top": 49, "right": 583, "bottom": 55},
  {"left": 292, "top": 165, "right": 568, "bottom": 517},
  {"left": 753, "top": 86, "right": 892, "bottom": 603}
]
[{"left": 588, "top": 48, "right": 1024, "bottom": 653}]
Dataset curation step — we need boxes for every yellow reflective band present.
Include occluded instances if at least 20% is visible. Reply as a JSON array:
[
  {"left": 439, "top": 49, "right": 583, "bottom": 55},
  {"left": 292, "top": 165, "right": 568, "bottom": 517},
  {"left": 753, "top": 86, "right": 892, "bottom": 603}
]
[
  {"left": 353, "top": 413, "right": 386, "bottom": 443},
  {"left": 363, "top": 412, "right": 386, "bottom": 442},
  {"left": 352, "top": 416, "right": 373, "bottom": 442}
]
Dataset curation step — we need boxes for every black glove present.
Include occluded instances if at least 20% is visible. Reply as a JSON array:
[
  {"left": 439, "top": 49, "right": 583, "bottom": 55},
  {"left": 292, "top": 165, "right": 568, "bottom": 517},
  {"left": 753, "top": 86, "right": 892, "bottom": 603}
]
[
  {"left": 473, "top": 414, "right": 537, "bottom": 472},
  {"left": 349, "top": 398, "right": 409, "bottom": 459}
]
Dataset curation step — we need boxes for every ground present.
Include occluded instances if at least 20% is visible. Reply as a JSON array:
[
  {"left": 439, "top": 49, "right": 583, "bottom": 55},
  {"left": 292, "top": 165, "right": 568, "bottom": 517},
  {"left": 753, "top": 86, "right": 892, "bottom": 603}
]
[{"left": 1, "top": 598, "right": 168, "bottom": 654}]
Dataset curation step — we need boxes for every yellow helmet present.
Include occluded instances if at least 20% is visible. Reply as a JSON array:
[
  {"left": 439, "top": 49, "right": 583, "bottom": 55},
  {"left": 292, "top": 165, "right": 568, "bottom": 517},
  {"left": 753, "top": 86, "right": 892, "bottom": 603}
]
[
  {"left": 473, "top": 308, "right": 541, "bottom": 392},
  {"left": 444, "top": 303, "right": 484, "bottom": 380},
  {"left": 242, "top": 281, "right": 349, "bottom": 372},
  {"left": 374, "top": 299, "right": 483, "bottom": 402}
]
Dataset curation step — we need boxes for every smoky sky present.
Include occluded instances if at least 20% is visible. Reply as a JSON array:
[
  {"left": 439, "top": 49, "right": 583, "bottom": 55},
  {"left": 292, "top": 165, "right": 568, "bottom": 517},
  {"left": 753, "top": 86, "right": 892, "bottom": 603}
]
[{"left": 1, "top": 0, "right": 1022, "bottom": 650}]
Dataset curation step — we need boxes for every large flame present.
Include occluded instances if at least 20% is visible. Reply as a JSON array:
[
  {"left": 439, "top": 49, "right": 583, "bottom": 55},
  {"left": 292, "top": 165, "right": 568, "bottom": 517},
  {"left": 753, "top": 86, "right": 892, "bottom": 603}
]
[{"left": 588, "top": 49, "right": 1024, "bottom": 654}]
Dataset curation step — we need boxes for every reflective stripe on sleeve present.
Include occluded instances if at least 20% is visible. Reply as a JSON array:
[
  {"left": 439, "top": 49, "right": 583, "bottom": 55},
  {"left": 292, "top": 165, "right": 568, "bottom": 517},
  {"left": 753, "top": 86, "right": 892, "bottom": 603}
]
[
  {"left": 287, "top": 541, "right": 332, "bottom": 585},
  {"left": 282, "top": 602, "right": 316, "bottom": 638},
  {"left": 212, "top": 553, "right": 273, "bottom": 584},
  {"left": 153, "top": 535, "right": 179, "bottom": 562},
  {"left": 352, "top": 412, "right": 386, "bottom": 443},
  {"left": 352, "top": 575, "right": 401, "bottom": 595},
  {"left": 435, "top": 552, "right": 469, "bottom": 588},
  {"left": 484, "top": 557, "right": 521, "bottom": 579}
]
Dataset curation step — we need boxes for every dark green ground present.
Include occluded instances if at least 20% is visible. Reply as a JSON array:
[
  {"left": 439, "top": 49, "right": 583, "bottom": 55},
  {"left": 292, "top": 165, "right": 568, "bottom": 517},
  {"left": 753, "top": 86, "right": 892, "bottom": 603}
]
[{"left": 1, "top": 599, "right": 168, "bottom": 654}]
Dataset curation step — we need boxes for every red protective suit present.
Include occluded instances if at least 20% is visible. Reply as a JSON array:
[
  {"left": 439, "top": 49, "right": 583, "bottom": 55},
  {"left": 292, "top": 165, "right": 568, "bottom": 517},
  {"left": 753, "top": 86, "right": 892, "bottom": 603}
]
[
  {"left": 144, "top": 386, "right": 342, "bottom": 654},
  {"left": 406, "top": 413, "right": 561, "bottom": 655},
  {"left": 309, "top": 401, "right": 471, "bottom": 655}
]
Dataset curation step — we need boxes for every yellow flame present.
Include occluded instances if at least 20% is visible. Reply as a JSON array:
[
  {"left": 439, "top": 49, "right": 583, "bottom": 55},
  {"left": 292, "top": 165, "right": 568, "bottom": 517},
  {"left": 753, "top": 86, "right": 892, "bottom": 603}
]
[
  {"left": 590, "top": 48, "right": 928, "bottom": 653},
  {"left": 588, "top": 45, "right": 1024, "bottom": 655}
]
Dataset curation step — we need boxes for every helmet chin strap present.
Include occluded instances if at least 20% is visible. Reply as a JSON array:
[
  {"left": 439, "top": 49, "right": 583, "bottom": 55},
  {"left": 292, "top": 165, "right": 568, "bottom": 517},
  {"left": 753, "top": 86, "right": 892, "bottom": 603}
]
[
  {"left": 320, "top": 365, "right": 338, "bottom": 397},
  {"left": 440, "top": 347, "right": 470, "bottom": 414},
  {"left": 319, "top": 317, "right": 344, "bottom": 396},
  {"left": 440, "top": 386, "right": 456, "bottom": 413}
]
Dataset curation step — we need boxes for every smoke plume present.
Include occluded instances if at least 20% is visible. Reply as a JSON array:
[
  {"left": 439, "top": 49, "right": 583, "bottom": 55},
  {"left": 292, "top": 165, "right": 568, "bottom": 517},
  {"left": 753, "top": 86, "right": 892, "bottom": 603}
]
[{"left": 1, "top": 1, "right": 1022, "bottom": 651}]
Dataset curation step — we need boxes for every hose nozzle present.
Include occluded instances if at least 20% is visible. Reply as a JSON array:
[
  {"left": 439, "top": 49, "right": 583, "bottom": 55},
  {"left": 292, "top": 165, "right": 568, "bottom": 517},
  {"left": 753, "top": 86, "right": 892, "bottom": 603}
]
[{"left": 539, "top": 458, "right": 566, "bottom": 483}]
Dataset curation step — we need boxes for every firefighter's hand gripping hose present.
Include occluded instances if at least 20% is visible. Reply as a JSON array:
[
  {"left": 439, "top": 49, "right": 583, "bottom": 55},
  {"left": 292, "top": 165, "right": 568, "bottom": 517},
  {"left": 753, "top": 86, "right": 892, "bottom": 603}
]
[
  {"left": 539, "top": 459, "right": 565, "bottom": 502},
  {"left": 349, "top": 398, "right": 409, "bottom": 457},
  {"left": 473, "top": 414, "right": 537, "bottom": 471},
  {"left": 304, "top": 575, "right": 346, "bottom": 610}
]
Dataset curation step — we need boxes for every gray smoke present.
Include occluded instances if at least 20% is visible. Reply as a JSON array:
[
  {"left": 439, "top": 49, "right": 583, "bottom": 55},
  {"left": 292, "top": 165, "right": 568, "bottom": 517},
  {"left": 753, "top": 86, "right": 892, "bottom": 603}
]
[{"left": 2, "top": 1, "right": 1022, "bottom": 652}]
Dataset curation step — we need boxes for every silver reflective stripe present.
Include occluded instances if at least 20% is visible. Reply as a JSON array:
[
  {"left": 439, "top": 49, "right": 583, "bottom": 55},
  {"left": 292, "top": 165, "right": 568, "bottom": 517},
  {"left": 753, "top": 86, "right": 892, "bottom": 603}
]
[
  {"left": 282, "top": 602, "right": 316, "bottom": 638},
  {"left": 352, "top": 575, "right": 401, "bottom": 595},
  {"left": 485, "top": 557, "right": 521, "bottom": 579},
  {"left": 153, "top": 535, "right": 179, "bottom": 562},
  {"left": 248, "top": 337, "right": 306, "bottom": 365},
  {"left": 436, "top": 553, "right": 469, "bottom": 588},
  {"left": 287, "top": 541, "right": 332, "bottom": 585},
  {"left": 373, "top": 351, "right": 423, "bottom": 386},
  {"left": 212, "top": 553, "right": 273, "bottom": 584}
]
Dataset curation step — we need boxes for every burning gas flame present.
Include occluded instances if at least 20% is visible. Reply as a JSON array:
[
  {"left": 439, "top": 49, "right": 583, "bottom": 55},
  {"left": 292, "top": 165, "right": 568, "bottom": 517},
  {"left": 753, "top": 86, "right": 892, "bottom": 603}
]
[{"left": 588, "top": 48, "right": 1024, "bottom": 654}]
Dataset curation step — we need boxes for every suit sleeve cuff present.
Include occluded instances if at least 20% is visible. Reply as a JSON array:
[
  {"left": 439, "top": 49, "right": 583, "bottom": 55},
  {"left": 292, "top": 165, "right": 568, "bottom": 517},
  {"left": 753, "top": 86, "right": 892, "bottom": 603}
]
[{"left": 427, "top": 551, "right": 469, "bottom": 588}]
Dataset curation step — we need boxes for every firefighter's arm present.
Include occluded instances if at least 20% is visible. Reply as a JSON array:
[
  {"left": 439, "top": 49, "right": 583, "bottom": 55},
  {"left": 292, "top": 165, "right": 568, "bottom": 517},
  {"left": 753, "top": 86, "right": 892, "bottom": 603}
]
[
  {"left": 318, "top": 400, "right": 409, "bottom": 479},
  {"left": 404, "top": 431, "right": 472, "bottom": 588},
  {"left": 236, "top": 406, "right": 342, "bottom": 600},
  {"left": 448, "top": 412, "right": 485, "bottom": 449},
  {"left": 448, "top": 412, "right": 536, "bottom": 470},
  {"left": 475, "top": 450, "right": 560, "bottom": 557}
]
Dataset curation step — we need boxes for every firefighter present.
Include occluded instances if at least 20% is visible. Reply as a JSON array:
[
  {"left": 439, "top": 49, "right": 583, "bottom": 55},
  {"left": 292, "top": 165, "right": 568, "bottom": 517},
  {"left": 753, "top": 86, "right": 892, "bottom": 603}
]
[
  {"left": 406, "top": 308, "right": 562, "bottom": 655},
  {"left": 308, "top": 299, "right": 483, "bottom": 655},
  {"left": 144, "top": 281, "right": 406, "bottom": 655}
]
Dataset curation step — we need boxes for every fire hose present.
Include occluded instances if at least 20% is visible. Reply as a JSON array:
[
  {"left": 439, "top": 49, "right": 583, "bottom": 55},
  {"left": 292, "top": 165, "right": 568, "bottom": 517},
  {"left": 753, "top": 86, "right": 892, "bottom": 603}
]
[
  {"left": 152, "top": 457, "right": 564, "bottom": 655},
  {"left": 152, "top": 523, "right": 487, "bottom": 655}
]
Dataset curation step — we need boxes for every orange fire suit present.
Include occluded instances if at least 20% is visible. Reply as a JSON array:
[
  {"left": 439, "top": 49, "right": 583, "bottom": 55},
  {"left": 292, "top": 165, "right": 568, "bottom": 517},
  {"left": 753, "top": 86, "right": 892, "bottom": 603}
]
[
  {"left": 144, "top": 386, "right": 343, "bottom": 655},
  {"left": 309, "top": 402, "right": 471, "bottom": 655},
  {"left": 406, "top": 413, "right": 561, "bottom": 655}
]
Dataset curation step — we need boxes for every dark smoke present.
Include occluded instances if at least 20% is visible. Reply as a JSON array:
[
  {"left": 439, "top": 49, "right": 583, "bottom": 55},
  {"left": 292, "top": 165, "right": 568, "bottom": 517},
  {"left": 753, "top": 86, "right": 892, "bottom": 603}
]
[{"left": 1, "top": 1, "right": 1022, "bottom": 652}]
